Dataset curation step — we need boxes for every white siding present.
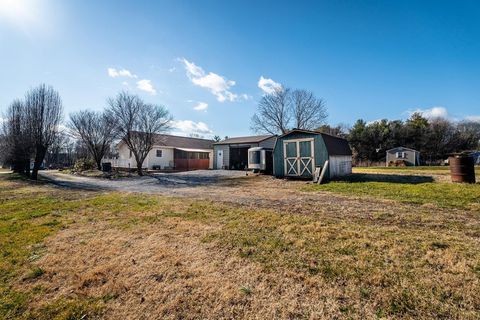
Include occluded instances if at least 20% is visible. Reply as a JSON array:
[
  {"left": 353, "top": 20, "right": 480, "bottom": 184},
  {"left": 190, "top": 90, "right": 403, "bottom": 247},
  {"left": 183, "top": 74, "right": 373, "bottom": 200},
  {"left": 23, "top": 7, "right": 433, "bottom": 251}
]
[
  {"left": 114, "top": 144, "right": 174, "bottom": 169},
  {"left": 213, "top": 145, "right": 229, "bottom": 169},
  {"left": 144, "top": 148, "right": 174, "bottom": 169},
  {"left": 329, "top": 155, "right": 352, "bottom": 178}
]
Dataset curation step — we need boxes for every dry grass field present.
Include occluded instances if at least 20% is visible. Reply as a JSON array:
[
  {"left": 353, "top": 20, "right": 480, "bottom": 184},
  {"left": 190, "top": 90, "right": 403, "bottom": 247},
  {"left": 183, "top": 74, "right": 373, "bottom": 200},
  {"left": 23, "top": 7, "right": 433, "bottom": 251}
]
[{"left": 1, "top": 169, "right": 479, "bottom": 319}]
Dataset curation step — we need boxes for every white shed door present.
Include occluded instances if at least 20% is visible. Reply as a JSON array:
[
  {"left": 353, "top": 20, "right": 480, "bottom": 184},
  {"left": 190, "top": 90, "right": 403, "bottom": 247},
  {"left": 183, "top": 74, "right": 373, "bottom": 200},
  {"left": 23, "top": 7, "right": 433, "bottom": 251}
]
[
  {"left": 283, "top": 139, "right": 315, "bottom": 177},
  {"left": 216, "top": 150, "right": 223, "bottom": 169}
]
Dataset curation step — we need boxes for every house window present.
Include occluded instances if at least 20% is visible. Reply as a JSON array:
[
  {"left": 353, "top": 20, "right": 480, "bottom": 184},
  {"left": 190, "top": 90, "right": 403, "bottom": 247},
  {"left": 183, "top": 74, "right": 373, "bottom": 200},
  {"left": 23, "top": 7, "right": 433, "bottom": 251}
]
[
  {"left": 129, "top": 150, "right": 132, "bottom": 158},
  {"left": 156, "top": 149, "right": 162, "bottom": 157},
  {"left": 396, "top": 152, "right": 406, "bottom": 159}
]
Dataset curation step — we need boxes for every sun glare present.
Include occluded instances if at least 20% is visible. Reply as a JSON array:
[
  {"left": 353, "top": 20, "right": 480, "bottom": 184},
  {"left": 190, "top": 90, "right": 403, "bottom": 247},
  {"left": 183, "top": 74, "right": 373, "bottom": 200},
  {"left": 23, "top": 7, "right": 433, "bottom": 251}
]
[
  {"left": 0, "top": 0, "right": 35, "bottom": 21},
  {"left": 0, "top": 0, "right": 50, "bottom": 34}
]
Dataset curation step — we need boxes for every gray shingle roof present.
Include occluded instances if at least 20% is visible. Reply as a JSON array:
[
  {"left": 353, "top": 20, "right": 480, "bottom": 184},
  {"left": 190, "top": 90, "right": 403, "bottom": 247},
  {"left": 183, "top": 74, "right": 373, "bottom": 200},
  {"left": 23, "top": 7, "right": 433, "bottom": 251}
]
[
  {"left": 213, "top": 135, "right": 275, "bottom": 145},
  {"left": 320, "top": 132, "right": 352, "bottom": 156},
  {"left": 279, "top": 129, "right": 352, "bottom": 156},
  {"left": 153, "top": 134, "right": 214, "bottom": 150}
]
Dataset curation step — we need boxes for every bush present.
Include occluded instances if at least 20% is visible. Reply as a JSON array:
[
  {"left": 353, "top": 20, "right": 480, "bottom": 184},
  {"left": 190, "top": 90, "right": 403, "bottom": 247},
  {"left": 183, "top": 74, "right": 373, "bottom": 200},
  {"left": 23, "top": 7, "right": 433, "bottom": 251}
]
[
  {"left": 73, "top": 159, "right": 96, "bottom": 172},
  {"left": 388, "top": 160, "right": 408, "bottom": 167}
]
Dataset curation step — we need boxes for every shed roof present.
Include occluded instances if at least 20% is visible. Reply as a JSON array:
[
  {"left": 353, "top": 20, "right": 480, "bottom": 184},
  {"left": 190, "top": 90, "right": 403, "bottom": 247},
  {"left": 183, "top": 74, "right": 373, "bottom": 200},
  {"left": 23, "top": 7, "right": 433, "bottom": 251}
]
[
  {"left": 279, "top": 129, "right": 352, "bottom": 156},
  {"left": 214, "top": 135, "right": 275, "bottom": 145},
  {"left": 386, "top": 146, "right": 420, "bottom": 153}
]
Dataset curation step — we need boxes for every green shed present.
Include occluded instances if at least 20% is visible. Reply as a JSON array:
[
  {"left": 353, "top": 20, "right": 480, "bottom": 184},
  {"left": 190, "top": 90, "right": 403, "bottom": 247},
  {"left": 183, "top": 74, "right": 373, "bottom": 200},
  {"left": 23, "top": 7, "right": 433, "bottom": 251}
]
[{"left": 273, "top": 129, "right": 352, "bottom": 180}]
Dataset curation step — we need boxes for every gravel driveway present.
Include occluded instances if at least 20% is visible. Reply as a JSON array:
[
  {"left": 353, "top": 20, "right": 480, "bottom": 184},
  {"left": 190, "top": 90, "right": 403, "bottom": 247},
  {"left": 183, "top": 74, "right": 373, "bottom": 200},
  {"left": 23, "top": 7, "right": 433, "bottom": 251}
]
[{"left": 40, "top": 170, "right": 248, "bottom": 195}]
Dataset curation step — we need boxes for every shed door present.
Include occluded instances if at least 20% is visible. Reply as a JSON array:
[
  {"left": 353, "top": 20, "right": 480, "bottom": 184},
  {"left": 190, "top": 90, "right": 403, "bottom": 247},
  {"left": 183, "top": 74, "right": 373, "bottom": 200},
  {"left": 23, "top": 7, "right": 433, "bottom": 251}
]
[{"left": 283, "top": 138, "right": 315, "bottom": 177}]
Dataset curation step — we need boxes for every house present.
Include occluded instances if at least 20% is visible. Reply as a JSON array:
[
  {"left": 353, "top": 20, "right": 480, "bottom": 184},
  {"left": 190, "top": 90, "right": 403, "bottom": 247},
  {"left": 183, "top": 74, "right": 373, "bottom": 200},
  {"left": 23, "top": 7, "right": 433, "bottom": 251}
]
[
  {"left": 110, "top": 134, "right": 214, "bottom": 171},
  {"left": 386, "top": 147, "right": 420, "bottom": 166},
  {"left": 273, "top": 129, "right": 352, "bottom": 180},
  {"left": 213, "top": 135, "right": 277, "bottom": 170}
]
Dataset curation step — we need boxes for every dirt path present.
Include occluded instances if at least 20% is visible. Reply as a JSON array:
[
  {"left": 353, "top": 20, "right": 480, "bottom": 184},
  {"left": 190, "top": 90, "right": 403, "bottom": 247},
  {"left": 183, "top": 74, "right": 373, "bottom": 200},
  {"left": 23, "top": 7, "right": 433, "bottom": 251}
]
[{"left": 40, "top": 171, "right": 476, "bottom": 230}]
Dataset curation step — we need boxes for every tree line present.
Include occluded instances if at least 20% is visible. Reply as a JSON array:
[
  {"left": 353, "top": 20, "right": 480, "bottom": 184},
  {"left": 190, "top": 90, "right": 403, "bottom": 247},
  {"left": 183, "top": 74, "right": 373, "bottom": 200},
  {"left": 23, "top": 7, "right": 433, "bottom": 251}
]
[
  {"left": 251, "top": 88, "right": 480, "bottom": 165},
  {"left": 341, "top": 113, "right": 480, "bottom": 165},
  {"left": 3, "top": 84, "right": 479, "bottom": 175},
  {"left": 1, "top": 85, "right": 172, "bottom": 179}
]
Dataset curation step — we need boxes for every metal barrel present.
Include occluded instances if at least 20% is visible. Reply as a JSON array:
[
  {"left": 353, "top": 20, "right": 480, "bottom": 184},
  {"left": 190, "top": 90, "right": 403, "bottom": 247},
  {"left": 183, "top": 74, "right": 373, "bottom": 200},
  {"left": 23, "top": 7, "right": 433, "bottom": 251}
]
[{"left": 449, "top": 155, "right": 476, "bottom": 183}]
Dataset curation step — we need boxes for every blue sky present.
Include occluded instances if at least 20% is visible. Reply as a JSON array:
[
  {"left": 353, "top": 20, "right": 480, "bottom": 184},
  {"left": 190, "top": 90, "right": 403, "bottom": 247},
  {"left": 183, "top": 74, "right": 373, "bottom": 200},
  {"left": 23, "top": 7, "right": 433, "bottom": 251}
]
[{"left": 1, "top": 0, "right": 480, "bottom": 137}]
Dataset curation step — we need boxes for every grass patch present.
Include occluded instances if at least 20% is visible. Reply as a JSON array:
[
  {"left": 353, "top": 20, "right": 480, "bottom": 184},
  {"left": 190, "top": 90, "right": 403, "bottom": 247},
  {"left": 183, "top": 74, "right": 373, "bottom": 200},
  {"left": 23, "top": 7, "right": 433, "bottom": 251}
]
[
  {"left": 155, "top": 201, "right": 480, "bottom": 318},
  {"left": 0, "top": 174, "right": 159, "bottom": 319},
  {"left": 22, "top": 267, "right": 44, "bottom": 281},
  {"left": 354, "top": 165, "right": 452, "bottom": 175},
  {"left": 303, "top": 178, "right": 480, "bottom": 209},
  {"left": 1, "top": 172, "right": 479, "bottom": 319}
]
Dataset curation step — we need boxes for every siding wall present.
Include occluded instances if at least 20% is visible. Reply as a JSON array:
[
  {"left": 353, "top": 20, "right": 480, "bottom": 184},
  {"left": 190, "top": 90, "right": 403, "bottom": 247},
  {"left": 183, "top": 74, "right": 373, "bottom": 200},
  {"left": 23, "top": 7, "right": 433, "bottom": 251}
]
[
  {"left": 116, "top": 144, "right": 213, "bottom": 169},
  {"left": 329, "top": 155, "right": 352, "bottom": 178},
  {"left": 116, "top": 144, "right": 174, "bottom": 169},
  {"left": 213, "top": 145, "right": 229, "bottom": 169}
]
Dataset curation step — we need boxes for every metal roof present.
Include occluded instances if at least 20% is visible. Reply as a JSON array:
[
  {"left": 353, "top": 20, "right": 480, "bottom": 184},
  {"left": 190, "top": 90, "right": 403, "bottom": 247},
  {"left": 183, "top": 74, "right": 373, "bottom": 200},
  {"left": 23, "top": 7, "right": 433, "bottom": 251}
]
[
  {"left": 175, "top": 147, "right": 212, "bottom": 153},
  {"left": 213, "top": 135, "right": 276, "bottom": 145},
  {"left": 386, "top": 146, "right": 420, "bottom": 153}
]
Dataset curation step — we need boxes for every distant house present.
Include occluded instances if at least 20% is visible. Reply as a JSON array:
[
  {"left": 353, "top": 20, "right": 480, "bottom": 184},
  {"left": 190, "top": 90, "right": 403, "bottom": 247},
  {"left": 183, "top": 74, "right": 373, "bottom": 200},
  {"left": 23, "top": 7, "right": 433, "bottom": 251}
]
[
  {"left": 213, "top": 135, "right": 277, "bottom": 170},
  {"left": 386, "top": 147, "right": 420, "bottom": 166},
  {"left": 273, "top": 129, "right": 352, "bottom": 180},
  {"left": 110, "top": 134, "right": 214, "bottom": 171}
]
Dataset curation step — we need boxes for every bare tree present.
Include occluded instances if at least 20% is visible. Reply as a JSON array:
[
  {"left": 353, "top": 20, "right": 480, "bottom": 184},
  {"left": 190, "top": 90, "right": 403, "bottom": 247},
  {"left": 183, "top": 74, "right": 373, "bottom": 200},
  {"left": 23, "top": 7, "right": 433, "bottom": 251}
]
[
  {"left": 251, "top": 88, "right": 291, "bottom": 134},
  {"left": 24, "top": 84, "right": 63, "bottom": 180},
  {"left": 2, "top": 99, "right": 33, "bottom": 174},
  {"left": 251, "top": 87, "right": 327, "bottom": 134},
  {"left": 69, "top": 110, "right": 116, "bottom": 170},
  {"left": 107, "top": 92, "right": 171, "bottom": 176},
  {"left": 291, "top": 89, "right": 327, "bottom": 130}
]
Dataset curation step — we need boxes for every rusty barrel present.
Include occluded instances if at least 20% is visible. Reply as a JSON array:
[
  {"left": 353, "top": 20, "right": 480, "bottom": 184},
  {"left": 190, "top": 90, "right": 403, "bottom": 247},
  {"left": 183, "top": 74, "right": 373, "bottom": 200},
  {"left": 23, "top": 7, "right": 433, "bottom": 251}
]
[{"left": 449, "top": 155, "right": 476, "bottom": 183}]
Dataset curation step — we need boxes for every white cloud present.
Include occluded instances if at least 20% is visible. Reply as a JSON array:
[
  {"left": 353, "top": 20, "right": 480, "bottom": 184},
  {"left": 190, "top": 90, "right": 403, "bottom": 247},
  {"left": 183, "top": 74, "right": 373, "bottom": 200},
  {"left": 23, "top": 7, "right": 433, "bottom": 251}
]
[
  {"left": 408, "top": 106, "right": 449, "bottom": 119},
  {"left": 179, "top": 58, "right": 245, "bottom": 102},
  {"left": 172, "top": 120, "right": 213, "bottom": 136},
  {"left": 193, "top": 102, "right": 208, "bottom": 112},
  {"left": 168, "top": 67, "right": 176, "bottom": 73},
  {"left": 258, "top": 76, "right": 282, "bottom": 95},
  {"left": 465, "top": 115, "right": 480, "bottom": 123},
  {"left": 366, "top": 119, "right": 384, "bottom": 125},
  {"left": 107, "top": 68, "right": 137, "bottom": 78},
  {"left": 136, "top": 79, "right": 156, "bottom": 95}
]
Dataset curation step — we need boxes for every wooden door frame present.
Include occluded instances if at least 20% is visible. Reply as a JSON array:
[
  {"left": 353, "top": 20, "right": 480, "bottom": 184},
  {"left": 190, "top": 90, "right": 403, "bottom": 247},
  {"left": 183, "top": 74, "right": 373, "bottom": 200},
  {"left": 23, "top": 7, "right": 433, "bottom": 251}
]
[{"left": 283, "top": 138, "right": 315, "bottom": 177}]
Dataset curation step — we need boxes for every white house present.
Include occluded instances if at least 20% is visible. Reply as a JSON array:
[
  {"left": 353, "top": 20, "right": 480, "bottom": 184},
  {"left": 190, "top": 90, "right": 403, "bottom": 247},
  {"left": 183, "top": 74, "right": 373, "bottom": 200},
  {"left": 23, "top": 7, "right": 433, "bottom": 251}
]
[
  {"left": 386, "top": 147, "right": 420, "bottom": 166},
  {"left": 108, "top": 134, "right": 214, "bottom": 171}
]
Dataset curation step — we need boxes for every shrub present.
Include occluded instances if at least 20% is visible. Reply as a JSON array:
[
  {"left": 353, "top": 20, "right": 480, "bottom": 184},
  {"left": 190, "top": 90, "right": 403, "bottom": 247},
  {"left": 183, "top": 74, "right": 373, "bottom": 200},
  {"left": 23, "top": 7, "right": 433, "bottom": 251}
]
[{"left": 73, "top": 159, "right": 96, "bottom": 172}]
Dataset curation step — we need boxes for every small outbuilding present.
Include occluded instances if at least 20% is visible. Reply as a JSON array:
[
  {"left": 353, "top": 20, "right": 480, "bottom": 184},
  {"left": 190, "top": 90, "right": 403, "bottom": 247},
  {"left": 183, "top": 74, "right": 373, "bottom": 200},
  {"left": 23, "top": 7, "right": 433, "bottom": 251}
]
[
  {"left": 386, "top": 147, "right": 420, "bottom": 166},
  {"left": 213, "top": 135, "right": 277, "bottom": 170},
  {"left": 273, "top": 129, "right": 352, "bottom": 180}
]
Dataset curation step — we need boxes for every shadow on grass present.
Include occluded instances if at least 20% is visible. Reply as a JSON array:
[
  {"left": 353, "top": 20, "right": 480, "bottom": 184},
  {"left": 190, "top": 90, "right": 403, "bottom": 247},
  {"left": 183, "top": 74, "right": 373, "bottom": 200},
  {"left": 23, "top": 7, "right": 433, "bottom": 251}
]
[{"left": 333, "top": 173, "right": 434, "bottom": 184}]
